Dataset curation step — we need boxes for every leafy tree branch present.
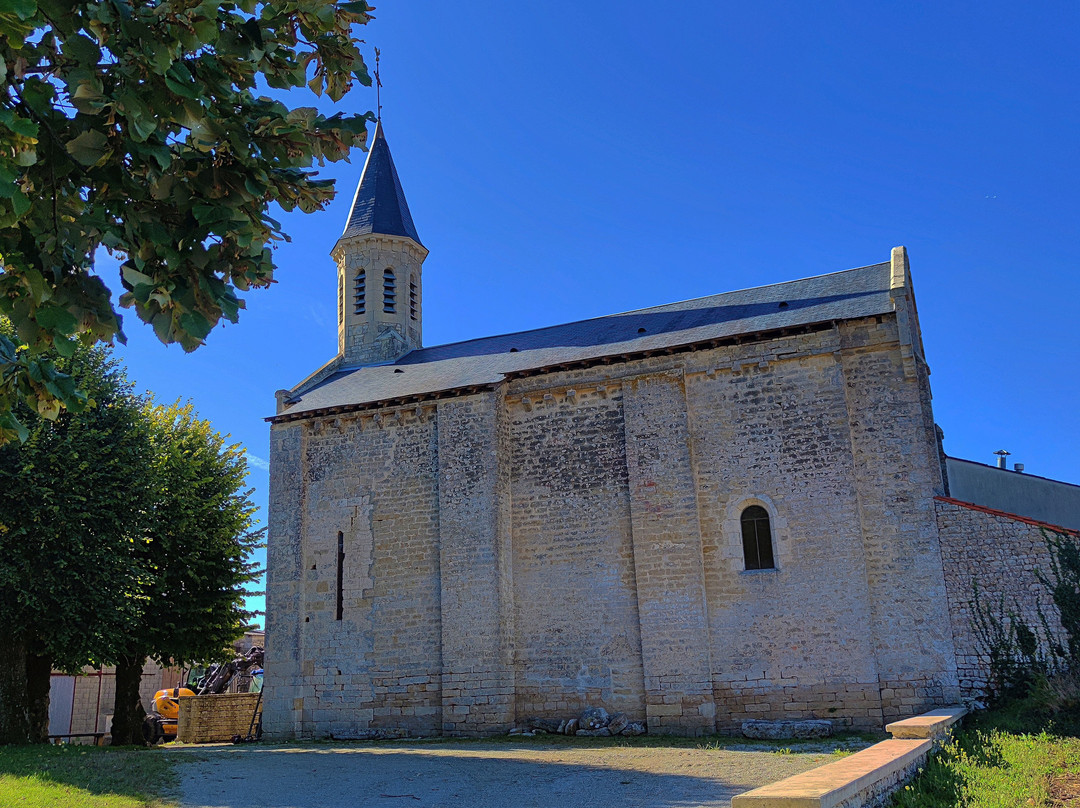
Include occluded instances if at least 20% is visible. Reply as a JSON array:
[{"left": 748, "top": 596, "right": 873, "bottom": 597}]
[{"left": 0, "top": 0, "right": 376, "bottom": 442}]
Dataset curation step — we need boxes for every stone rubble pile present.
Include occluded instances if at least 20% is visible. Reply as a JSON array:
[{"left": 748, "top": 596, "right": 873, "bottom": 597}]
[
  {"left": 740, "top": 719, "right": 833, "bottom": 740},
  {"left": 509, "top": 707, "right": 647, "bottom": 738}
]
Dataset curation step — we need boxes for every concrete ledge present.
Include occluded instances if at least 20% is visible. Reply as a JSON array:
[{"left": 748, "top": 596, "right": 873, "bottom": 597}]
[
  {"left": 731, "top": 738, "right": 932, "bottom": 808},
  {"left": 885, "top": 706, "right": 966, "bottom": 739}
]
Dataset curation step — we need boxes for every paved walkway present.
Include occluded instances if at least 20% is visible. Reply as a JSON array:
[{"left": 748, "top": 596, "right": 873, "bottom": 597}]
[{"left": 172, "top": 740, "right": 858, "bottom": 808}]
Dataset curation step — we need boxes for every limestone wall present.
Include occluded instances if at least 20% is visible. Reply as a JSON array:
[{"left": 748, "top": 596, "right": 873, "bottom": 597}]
[
  {"left": 177, "top": 693, "right": 262, "bottom": 744},
  {"left": 936, "top": 498, "right": 1069, "bottom": 698},
  {"left": 439, "top": 391, "right": 515, "bottom": 734},
  {"left": 508, "top": 386, "right": 646, "bottom": 725},
  {"left": 264, "top": 407, "right": 442, "bottom": 740},
  {"left": 265, "top": 309, "right": 960, "bottom": 739},
  {"left": 838, "top": 312, "right": 959, "bottom": 720},
  {"left": 687, "top": 330, "right": 884, "bottom": 731}
]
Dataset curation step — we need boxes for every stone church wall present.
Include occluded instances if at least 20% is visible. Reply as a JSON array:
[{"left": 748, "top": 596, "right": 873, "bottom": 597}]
[
  {"left": 508, "top": 386, "right": 646, "bottom": 723},
  {"left": 265, "top": 309, "right": 962, "bottom": 739},
  {"left": 265, "top": 408, "right": 443, "bottom": 740},
  {"left": 937, "top": 498, "right": 1069, "bottom": 699},
  {"left": 837, "top": 313, "right": 960, "bottom": 721},
  {"left": 688, "top": 330, "right": 884, "bottom": 731}
]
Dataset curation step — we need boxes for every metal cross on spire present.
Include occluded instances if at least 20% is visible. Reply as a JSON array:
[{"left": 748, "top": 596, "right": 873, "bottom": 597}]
[{"left": 374, "top": 47, "right": 382, "bottom": 121}]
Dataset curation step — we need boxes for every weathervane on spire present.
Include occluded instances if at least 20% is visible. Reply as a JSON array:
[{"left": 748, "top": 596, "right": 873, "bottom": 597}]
[{"left": 374, "top": 47, "right": 382, "bottom": 121}]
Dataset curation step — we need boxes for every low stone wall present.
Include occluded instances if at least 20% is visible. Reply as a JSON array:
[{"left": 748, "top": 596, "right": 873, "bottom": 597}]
[
  {"left": 177, "top": 693, "right": 262, "bottom": 744},
  {"left": 732, "top": 707, "right": 965, "bottom": 808}
]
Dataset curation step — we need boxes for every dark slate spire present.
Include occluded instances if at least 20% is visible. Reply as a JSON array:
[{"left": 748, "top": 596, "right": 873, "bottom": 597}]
[{"left": 341, "top": 121, "right": 422, "bottom": 245}]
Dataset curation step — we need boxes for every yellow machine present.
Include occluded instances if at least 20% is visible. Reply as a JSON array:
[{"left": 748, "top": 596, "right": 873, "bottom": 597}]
[{"left": 142, "top": 687, "right": 196, "bottom": 744}]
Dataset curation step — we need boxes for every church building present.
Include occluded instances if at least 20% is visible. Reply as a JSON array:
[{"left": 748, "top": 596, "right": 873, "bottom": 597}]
[{"left": 263, "top": 123, "right": 1069, "bottom": 740}]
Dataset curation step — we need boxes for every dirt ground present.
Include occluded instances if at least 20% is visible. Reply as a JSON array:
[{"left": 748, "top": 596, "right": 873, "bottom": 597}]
[{"left": 171, "top": 738, "right": 862, "bottom": 808}]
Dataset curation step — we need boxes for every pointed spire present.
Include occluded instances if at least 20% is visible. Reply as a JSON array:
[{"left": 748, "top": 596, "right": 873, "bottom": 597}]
[{"left": 340, "top": 121, "right": 422, "bottom": 246}]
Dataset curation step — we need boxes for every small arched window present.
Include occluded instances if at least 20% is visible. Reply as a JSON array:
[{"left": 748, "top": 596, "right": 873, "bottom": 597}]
[
  {"left": 741, "top": 505, "right": 775, "bottom": 570},
  {"left": 409, "top": 275, "right": 418, "bottom": 321},
  {"left": 353, "top": 270, "right": 366, "bottom": 314},
  {"left": 383, "top": 268, "right": 396, "bottom": 313}
]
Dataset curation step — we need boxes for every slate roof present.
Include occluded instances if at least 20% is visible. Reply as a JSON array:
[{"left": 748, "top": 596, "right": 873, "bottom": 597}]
[
  {"left": 340, "top": 121, "right": 422, "bottom": 245},
  {"left": 277, "top": 261, "right": 895, "bottom": 419}
]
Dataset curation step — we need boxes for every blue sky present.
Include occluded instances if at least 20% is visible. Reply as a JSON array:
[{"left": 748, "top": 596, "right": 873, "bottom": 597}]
[{"left": 101, "top": 2, "right": 1080, "bottom": 626}]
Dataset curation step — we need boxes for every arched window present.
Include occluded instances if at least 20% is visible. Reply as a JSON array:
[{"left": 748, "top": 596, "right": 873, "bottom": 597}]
[
  {"left": 353, "top": 270, "right": 366, "bottom": 315},
  {"left": 741, "top": 505, "right": 775, "bottom": 570},
  {"left": 383, "top": 268, "right": 396, "bottom": 313},
  {"left": 409, "top": 275, "right": 418, "bottom": 321}
]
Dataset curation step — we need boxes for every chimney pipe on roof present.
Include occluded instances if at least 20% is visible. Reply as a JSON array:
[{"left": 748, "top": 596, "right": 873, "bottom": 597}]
[
  {"left": 1014, "top": 463, "right": 1025, "bottom": 473},
  {"left": 994, "top": 449, "right": 1011, "bottom": 469}
]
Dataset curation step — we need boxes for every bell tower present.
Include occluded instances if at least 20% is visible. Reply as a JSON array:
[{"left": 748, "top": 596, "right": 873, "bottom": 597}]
[{"left": 332, "top": 121, "right": 427, "bottom": 365}]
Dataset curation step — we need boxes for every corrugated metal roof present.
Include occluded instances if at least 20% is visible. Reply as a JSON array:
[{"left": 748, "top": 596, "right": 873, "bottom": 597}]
[
  {"left": 278, "top": 261, "right": 894, "bottom": 418},
  {"left": 340, "top": 121, "right": 422, "bottom": 245}
]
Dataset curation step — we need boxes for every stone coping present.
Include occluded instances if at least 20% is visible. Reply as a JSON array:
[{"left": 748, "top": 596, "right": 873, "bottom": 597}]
[
  {"left": 885, "top": 706, "right": 967, "bottom": 739},
  {"left": 730, "top": 738, "right": 932, "bottom": 808}
]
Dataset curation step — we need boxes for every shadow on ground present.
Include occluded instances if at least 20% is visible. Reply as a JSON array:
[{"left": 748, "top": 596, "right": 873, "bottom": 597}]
[
  {"left": 0, "top": 743, "right": 174, "bottom": 804},
  {"left": 172, "top": 741, "right": 840, "bottom": 808}
]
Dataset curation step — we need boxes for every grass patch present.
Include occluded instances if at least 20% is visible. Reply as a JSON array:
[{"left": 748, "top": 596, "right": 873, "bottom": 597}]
[
  {"left": 0, "top": 744, "right": 178, "bottom": 808},
  {"left": 891, "top": 700, "right": 1080, "bottom": 808}
]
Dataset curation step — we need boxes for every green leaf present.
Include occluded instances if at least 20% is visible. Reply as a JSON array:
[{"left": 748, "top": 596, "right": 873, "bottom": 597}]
[
  {"left": 61, "top": 33, "right": 103, "bottom": 66},
  {"left": 23, "top": 267, "right": 49, "bottom": 302},
  {"left": 128, "top": 112, "right": 157, "bottom": 142},
  {"left": 0, "top": 112, "right": 39, "bottom": 138},
  {"left": 179, "top": 311, "right": 212, "bottom": 340},
  {"left": 9, "top": 0, "right": 36, "bottom": 21},
  {"left": 53, "top": 335, "right": 77, "bottom": 358},
  {"left": 0, "top": 412, "right": 29, "bottom": 443},
  {"left": 34, "top": 306, "right": 79, "bottom": 335},
  {"left": 65, "top": 129, "right": 110, "bottom": 166},
  {"left": 11, "top": 189, "right": 30, "bottom": 217}
]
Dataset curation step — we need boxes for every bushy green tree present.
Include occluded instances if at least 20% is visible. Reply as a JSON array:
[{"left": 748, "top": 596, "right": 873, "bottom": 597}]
[
  {"left": 0, "top": 0, "right": 374, "bottom": 442},
  {"left": 0, "top": 321, "right": 260, "bottom": 745},
  {"left": 111, "top": 401, "right": 260, "bottom": 746},
  {"left": 0, "top": 320, "right": 150, "bottom": 744}
]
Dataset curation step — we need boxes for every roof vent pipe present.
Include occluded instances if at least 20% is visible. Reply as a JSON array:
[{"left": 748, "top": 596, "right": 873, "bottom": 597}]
[
  {"left": 994, "top": 449, "right": 1011, "bottom": 469},
  {"left": 1014, "top": 463, "right": 1025, "bottom": 473}
]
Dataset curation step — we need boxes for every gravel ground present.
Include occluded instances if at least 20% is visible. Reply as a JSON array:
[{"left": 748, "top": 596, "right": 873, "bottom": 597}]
[{"left": 172, "top": 739, "right": 863, "bottom": 808}]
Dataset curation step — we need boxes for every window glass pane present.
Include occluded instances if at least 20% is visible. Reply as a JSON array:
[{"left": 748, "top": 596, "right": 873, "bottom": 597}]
[
  {"left": 756, "top": 519, "right": 775, "bottom": 569},
  {"left": 740, "top": 505, "right": 774, "bottom": 571},
  {"left": 741, "top": 518, "right": 760, "bottom": 569}
]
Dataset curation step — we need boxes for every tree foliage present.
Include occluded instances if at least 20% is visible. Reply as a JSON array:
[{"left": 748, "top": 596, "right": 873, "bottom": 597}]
[
  {"left": 137, "top": 401, "right": 261, "bottom": 667},
  {"left": 112, "top": 400, "right": 261, "bottom": 744},
  {"left": 0, "top": 322, "right": 260, "bottom": 744},
  {"left": 0, "top": 319, "right": 150, "bottom": 742},
  {"left": 0, "top": 322, "right": 149, "bottom": 671},
  {"left": 0, "top": 0, "right": 374, "bottom": 442}
]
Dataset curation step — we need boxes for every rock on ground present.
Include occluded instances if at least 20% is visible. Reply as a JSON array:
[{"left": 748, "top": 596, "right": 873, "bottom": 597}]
[{"left": 741, "top": 720, "right": 834, "bottom": 740}]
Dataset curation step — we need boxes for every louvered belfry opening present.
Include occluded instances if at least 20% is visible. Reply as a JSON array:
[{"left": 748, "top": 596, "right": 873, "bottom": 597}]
[
  {"left": 354, "top": 269, "right": 366, "bottom": 314},
  {"left": 383, "top": 268, "right": 396, "bottom": 313}
]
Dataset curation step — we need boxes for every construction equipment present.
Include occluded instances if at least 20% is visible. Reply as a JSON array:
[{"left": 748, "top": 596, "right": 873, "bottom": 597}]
[{"left": 142, "top": 646, "right": 264, "bottom": 745}]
